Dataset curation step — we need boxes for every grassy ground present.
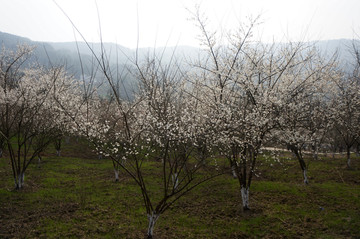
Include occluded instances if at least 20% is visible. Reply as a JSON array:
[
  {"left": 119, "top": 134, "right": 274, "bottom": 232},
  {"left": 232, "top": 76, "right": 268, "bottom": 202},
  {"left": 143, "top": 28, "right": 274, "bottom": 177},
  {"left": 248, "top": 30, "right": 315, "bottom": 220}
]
[{"left": 0, "top": 140, "right": 359, "bottom": 238}]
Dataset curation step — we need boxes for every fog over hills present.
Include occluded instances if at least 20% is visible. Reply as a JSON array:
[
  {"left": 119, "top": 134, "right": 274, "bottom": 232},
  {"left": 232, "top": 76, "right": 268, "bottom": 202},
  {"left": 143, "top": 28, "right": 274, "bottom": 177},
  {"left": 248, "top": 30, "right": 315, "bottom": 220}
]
[
  {"left": 1, "top": 31, "right": 359, "bottom": 72},
  {"left": 1, "top": 31, "right": 359, "bottom": 99},
  {"left": 0, "top": 31, "right": 205, "bottom": 76}
]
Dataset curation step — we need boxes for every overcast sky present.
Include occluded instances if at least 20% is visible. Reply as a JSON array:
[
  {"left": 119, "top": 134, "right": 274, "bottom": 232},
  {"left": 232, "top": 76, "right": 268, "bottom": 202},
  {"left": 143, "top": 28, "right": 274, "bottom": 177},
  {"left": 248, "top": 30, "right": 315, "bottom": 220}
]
[{"left": 0, "top": 0, "right": 359, "bottom": 48}]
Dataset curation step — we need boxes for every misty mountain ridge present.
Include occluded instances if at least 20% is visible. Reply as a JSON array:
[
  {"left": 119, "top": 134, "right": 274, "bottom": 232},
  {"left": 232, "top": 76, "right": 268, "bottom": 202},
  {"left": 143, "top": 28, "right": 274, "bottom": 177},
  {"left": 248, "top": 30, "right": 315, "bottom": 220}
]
[
  {"left": 1, "top": 31, "right": 205, "bottom": 76},
  {"left": 1, "top": 31, "right": 359, "bottom": 71},
  {"left": 1, "top": 30, "right": 360, "bottom": 95},
  {"left": 1, "top": 31, "right": 359, "bottom": 100}
]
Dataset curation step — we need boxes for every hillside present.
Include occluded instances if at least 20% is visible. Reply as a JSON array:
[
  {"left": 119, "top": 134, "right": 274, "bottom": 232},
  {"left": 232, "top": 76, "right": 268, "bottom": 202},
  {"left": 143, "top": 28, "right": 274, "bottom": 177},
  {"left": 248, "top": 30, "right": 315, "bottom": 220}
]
[
  {"left": 1, "top": 31, "right": 359, "bottom": 99},
  {"left": 0, "top": 139, "right": 359, "bottom": 238},
  {"left": 2, "top": 31, "right": 359, "bottom": 71}
]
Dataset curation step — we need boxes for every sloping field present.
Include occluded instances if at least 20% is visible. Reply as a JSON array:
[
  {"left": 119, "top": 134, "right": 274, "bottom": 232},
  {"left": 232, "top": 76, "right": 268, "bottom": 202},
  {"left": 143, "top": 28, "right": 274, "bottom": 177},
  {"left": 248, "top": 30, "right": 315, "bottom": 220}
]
[{"left": 0, "top": 140, "right": 359, "bottom": 238}]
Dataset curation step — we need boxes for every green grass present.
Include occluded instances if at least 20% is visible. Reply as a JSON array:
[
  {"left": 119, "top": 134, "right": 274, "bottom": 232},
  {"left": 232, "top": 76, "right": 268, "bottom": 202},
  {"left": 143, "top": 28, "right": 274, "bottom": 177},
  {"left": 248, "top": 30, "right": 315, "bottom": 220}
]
[{"left": 0, "top": 141, "right": 359, "bottom": 238}]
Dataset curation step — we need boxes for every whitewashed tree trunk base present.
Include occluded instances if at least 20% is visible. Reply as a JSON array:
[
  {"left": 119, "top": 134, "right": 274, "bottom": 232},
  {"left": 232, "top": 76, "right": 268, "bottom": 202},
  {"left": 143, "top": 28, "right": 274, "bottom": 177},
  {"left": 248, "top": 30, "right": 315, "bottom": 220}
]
[
  {"left": 16, "top": 172, "right": 25, "bottom": 189},
  {"left": 172, "top": 173, "right": 179, "bottom": 190},
  {"left": 303, "top": 169, "right": 309, "bottom": 184},
  {"left": 231, "top": 165, "right": 237, "bottom": 178},
  {"left": 114, "top": 169, "right": 119, "bottom": 182},
  {"left": 38, "top": 156, "right": 41, "bottom": 168},
  {"left": 147, "top": 212, "right": 159, "bottom": 239},
  {"left": 241, "top": 187, "right": 250, "bottom": 210}
]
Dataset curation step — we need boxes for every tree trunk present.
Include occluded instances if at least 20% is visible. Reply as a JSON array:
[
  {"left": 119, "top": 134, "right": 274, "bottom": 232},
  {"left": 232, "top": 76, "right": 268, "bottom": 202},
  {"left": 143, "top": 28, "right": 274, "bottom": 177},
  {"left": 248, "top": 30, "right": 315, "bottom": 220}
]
[
  {"left": 290, "top": 146, "right": 309, "bottom": 185},
  {"left": 298, "top": 159, "right": 309, "bottom": 185},
  {"left": 15, "top": 172, "right": 25, "bottom": 189},
  {"left": 241, "top": 186, "right": 250, "bottom": 211},
  {"left": 38, "top": 156, "right": 42, "bottom": 168},
  {"left": 172, "top": 173, "right": 179, "bottom": 190},
  {"left": 231, "top": 164, "right": 237, "bottom": 178},
  {"left": 114, "top": 169, "right": 119, "bottom": 182},
  {"left": 346, "top": 146, "right": 351, "bottom": 168},
  {"left": 313, "top": 144, "right": 319, "bottom": 160},
  {"left": 303, "top": 168, "right": 309, "bottom": 185},
  {"left": 147, "top": 212, "right": 159, "bottom": 239}
]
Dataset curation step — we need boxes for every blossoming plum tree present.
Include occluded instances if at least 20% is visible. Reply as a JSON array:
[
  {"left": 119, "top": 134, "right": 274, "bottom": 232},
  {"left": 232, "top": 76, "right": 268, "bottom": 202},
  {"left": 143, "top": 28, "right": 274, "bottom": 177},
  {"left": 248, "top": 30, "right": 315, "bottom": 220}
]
[
  {"left": 329, "top": 49, "right": 360, "bottom": 168},
  {"left": 53, "top": 37, "right": 222, "bottom": 237},
  {"left": 0, "top": 45, "right": 76, "bottom": 189},
  {"left": 274, "top": 49, "right": 338, "bottom": 184},
  {"left": 189, "top": 7, "right": 328, "bottom": 209}
]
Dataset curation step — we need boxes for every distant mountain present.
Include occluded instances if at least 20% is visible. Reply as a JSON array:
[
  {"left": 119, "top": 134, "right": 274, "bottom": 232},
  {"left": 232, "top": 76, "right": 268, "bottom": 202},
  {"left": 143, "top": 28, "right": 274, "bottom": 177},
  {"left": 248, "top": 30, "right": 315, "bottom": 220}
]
[
  {"left": 0, "top": 31, "right": 60, "bottom": 67},
  {"left": 0, "top": 31, "right": 138, "bottom": 99},
  {"left": 0, "top": 31, "right": 94, "bottom": 77},
  {"left": 49, "top": 41, "right": 133, "bottom": 64},
  {"left": 0, "top": 31, "right": 203, "bottom": 74},
  {"left": 1, "top": 31, "right": 359, "bottom": 98},
  {"left": 313, "top": 39, "right": 360, "bottom": 68},
  {"left": 2, "top": 31, "right": 358, "bottom": 71}
]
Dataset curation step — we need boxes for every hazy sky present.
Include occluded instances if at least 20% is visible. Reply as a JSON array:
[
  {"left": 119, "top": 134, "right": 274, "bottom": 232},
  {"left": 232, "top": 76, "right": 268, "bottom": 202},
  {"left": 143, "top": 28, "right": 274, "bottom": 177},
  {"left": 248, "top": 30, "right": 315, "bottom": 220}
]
[{"left": 0, "top": 0, "right": 359, "bottom": 48}]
